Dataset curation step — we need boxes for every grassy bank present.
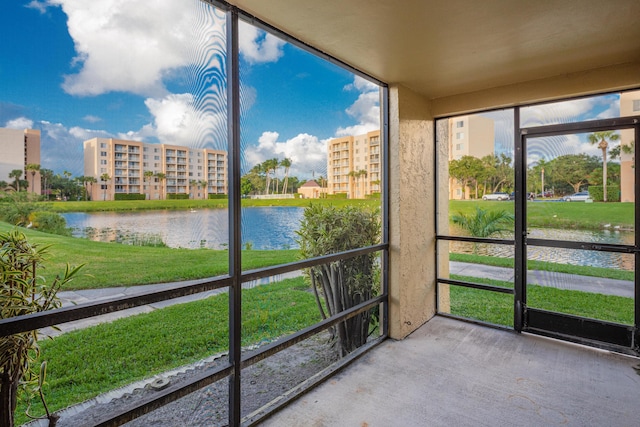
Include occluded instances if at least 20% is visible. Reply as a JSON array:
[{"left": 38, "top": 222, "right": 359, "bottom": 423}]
[
  {"left": 42, "top": 198, "right": 633, "bottom": 231},
  {"left": 41, "top": 197, "right": 380, "bottom": 213},
  {"left": 16, "top": 278, "right": 320, "bottom": 425},
  {"left": 0, "top": 221, "right": 298, "bottom": 290},
  {"left": 450, "top": 200, "right": 634, "bottom": 230}
]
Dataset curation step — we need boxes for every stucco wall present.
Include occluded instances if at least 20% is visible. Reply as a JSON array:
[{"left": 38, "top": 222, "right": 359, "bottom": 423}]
[{"left": 388, "top": 84, "right": 436, "bottom": 339}]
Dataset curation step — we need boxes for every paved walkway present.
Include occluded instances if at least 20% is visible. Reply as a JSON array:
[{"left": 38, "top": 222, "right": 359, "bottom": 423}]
[
  {"left": 42, "top": 263, "right": 634, "bottom": 337},
  {"left": 451, "top": 261, "right": 634, "bottom": 297}
]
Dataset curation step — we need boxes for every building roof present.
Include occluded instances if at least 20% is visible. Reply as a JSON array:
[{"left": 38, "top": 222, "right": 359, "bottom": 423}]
[{"left": 300, "top": 180, "right": 321, "bottom": 188}]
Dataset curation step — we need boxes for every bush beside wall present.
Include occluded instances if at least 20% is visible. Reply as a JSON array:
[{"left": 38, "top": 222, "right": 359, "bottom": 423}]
[
  {"left": 114, "top": 193, "right": 146, "bottom": 201},
  {"left": 167, "top": 193, "right": 189, "bottom": 200}
]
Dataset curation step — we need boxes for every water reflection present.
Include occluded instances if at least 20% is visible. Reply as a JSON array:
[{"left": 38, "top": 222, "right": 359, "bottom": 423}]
[
  {"left": 63, "top": 207, "right": 304, "bottom": 250},
  {"left": 451, "top": 228, "right": 635, "bottom": 271}
]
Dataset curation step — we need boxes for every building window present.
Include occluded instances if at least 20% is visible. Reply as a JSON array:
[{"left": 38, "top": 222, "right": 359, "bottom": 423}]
[
  {"left": 456, "top": 143, "right": 464, "bottom": 150},
  {"left": 100, "top": 160, "right": 107, "bottom": 165},
  {"left": 101, "top": 151, "right": 107, "bottom": 156},
  {"left": 143, "top": 155, "right": 148, "bottom": 159},
  {"left": 633, "top": 99, "right": 640, "bottom": 112},
  {"left": 154, "top": 156, "right": 160, "bottom": 160},
  {"left": 100, "top": 142, "right": 107, "bottom": 148},
  {"left": 456, "top": 132, "right": 464, "bottom": 140},
  {"left": 154, "top": 148, "right": 159, "bottom": 153},
  {"left": 456, "top": 120, "right": 464, "bottom": 128}
]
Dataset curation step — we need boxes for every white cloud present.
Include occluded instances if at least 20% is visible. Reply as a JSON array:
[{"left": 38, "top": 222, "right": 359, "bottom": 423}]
[
  {"left": 50, "top": 0, "right": 226, "bottom": 97},
  {"left": 26, "top": 0, "right": 49, "bottom": 14},
  {"left": 343, "top": 75, "right": 379, "bottom": 93},
  {"left": 244, "top": 131, "right": 327, "bottom": 178},
  {"left": 37, "top": 121, "right": 110, "bottom": 175},
  {"left": 50, "top": 1, "right": 285, "bottom": 98},
  {"left": 83, "top": 115, "right": 102, "bottom": 123},
  {"left": 122, "top": 93, "right": 227, "bottom": 148},
  {"left": 238, "top": 21, "right": 285, "bottom": 64},
  {"left": 520, "top": 95, "right": 619, "bottom": 128},
  {"left": 5, "top": 117, "right": 34, "bottom": 129},
  {"left": 336, "top": 76, "right": 380, "bottom": 137}
]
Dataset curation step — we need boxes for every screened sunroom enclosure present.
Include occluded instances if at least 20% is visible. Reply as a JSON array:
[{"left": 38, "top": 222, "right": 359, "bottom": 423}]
[
  {"left": 436, "top": 92, "right": 640, "bottom": 355},
  {"left": 0, "top": 1, "right": 388, "bottom": 426}
]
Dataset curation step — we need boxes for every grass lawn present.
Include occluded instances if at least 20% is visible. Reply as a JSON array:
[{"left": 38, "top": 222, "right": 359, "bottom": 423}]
[
  {"left": 448, "top": 275, "right": 634, "bottom": 327},
  {"left": 0, "top": 221, "right": 298, "bottom": 290},
  {"left": 16, "top": 278, "right": 320, "bottom": 425},
  {"left": 449, "top": 200, "right": 634, "bottom": 230},
  {"left": 41, "top": 197, "right": 380, "bottom": 213}
]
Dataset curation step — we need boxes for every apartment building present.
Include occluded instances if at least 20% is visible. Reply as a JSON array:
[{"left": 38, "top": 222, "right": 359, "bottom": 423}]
[
  {"left": 83, "top": 138, "right": 227, "bottom": 201},
  {"left": 326, "top": 130, "right": 381, "bottom": 199},
  {"left": 447, "top": 115, "right": 495, "bottom": 200},
  {"left": 0, "top": 128, "right": 41, "bottom": 194},
  {"left": 619, "top": 90, "right": 640, "bottom": 202}
]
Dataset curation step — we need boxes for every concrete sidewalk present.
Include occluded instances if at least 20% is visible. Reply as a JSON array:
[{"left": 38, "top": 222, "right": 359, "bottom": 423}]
[
  {"left": 43, "top": 263, "right": 633, "bottom": 337},
  {"left": 450, "top": 261, "right": 634, "bottom": 297}
]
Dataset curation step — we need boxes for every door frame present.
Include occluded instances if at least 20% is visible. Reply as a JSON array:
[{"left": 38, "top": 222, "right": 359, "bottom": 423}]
[{"left": 515, "top": 116, "right": 640, "bottom": 354}]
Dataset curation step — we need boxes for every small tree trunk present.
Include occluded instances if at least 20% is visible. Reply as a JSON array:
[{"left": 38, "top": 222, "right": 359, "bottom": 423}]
[{"left": 1, "top": 370, "right": 20, "bottom": 427}]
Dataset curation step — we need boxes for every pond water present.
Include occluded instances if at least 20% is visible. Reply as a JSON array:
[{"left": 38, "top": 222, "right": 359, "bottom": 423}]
[
  {"left": 450, "top": 227, "right": 635, "bottom": 271},
  {"left": 63, "top": 207, "right": 304, "bottom": 250},
  {"left": 64, "top": 208, "right": 635, "bottom": 270}
]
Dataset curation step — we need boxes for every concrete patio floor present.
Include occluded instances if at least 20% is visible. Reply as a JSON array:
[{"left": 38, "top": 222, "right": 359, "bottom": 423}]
[{"left": 261, "top": 316, "right": 640, "bottom": 427}]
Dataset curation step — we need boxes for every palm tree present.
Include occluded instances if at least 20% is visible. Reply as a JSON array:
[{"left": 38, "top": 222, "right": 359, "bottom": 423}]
[
  {"left": 200, "top": 179, "right": 209, "bottom": 198},
  {"left": 452, "top": 207, "right": 514, "bottom": 253},
  {"left": 189, "top": 179, "right": 198, "bottom": 195},
  {"left": 262, "top": 158, "right": 278, "bottom": 195},
  {"left": 100, "top": 173, "right": 110, "bottom": 201},
  {"left": 85, "top": 176, "right": 97, "bottom": 201},
  {"left": 280, "top": 158, "right": 292, "bottom": 194},
  {"left": 26, "top": 163, "right": 40, "bottom": 194},
  {"left": 155, "top": 172, "right": 166, "bottom": 200},
  {"left": 40, "top": 168, "right": 54, "bottom": 199},
  {"left": 9, "top": 169, "right": 23, "bottom": 192},
  {"left": 588, "top": 131, "right": 620, "bottom": 202},
  {"left": 143, "top": 170, "right": 154, "bottom": 199}
]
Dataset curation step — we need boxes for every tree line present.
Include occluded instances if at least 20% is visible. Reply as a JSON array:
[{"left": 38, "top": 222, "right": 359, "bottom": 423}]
[
  {"left": 450, "top": 131, "right": 630, "bottom": 198},
  {"left": 241, "top": 157, "right": 304, "bottom": 196}
]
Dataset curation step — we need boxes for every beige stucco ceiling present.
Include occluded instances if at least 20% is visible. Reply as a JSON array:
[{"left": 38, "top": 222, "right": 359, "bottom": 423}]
[{"left": 227, "top": 0, "right": 640, "bottom": 104}]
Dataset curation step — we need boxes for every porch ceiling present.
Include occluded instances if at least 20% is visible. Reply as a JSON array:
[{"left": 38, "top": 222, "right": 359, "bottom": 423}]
[{"left": 228, "top": 0, "right": 640, "bottom": 103}]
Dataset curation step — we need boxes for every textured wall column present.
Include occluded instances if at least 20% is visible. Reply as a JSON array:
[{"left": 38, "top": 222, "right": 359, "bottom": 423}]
[{"left": 388, "top": 84, "right": 436, "bottom": 339}]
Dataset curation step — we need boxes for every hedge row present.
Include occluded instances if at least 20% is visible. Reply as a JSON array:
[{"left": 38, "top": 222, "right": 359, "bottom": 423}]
[
  {"left": 114, "top": 193, "right": 146, "bottom": 201},
  {"left": 588, "top": 185, "right": 620, "bottom": 202}
]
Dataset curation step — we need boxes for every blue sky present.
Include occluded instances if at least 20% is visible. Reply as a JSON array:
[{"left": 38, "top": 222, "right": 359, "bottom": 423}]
[
  {"left": 478, "top": 93, "right": 621, "bottom": 165},
  {"left": 0, "top": 0, "right": 380, "bottom": 178}
]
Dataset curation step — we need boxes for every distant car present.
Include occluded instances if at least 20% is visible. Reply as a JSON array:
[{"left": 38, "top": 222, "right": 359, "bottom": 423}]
[
  {"left": 482, "top": 192, "right": 510, "bottom": 201},
  {"left": 508, "top": 192, "right": 536, "bottom": 200},
  {"left": 537, "top": 191, "right": 553, "bottom": 198},
  {"left": 563, "top": 191, "right": 591, "bottom": 202}
]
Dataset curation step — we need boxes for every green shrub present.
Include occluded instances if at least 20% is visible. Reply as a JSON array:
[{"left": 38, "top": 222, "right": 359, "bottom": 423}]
[
  {"left": 0, "top": 229, "right": 83, "bottom": 426},
  {"left": 28, "top": 212, "right": 71, "bottom": 236},
  {"left": 208, "top": 194, "right": 227, "bottom": 199},
  {"left": 587, "top": 186, "right": 620, "bottom": 202},
  {"left": 366, "top": 192, "right": 381, "bottom": 199},
  {"left": 167, "top": 193, "right": 189, "bottom": 200},
  {"left": 114, "top": 193, "right": 145, "bottom": 201},
  {"left": 296, "top": 204, "right": 380, "bottom": 356},
  {"left": 327, "top": 193, "right": 348, "bottom": 199}
]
